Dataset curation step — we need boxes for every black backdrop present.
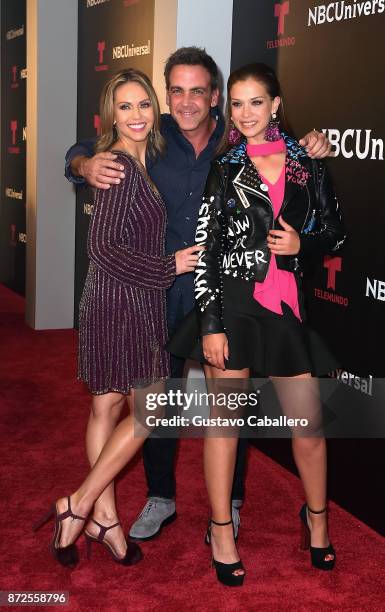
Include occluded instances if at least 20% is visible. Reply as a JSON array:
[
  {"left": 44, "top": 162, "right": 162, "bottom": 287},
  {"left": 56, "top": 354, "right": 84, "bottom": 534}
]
[
  {"left": 231, "top": 0, "right": 385, "bottom": 534},
  {"left": 74, "top": 0, "right": 155, "bottom": 321},
  {"left": 0, "top": 0, "right": 26, "bottom": 295}
]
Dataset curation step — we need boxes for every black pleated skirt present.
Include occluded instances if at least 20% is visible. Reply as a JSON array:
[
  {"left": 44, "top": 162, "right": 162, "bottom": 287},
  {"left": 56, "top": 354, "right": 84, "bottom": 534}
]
[{"left": 167, "top": 276, "right": 338, "bottom": 377}]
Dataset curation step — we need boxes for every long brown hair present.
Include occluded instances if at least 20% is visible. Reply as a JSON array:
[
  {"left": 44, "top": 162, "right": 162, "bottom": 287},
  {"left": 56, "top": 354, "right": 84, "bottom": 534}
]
[
  {"left": 95, "top": 68, "right": 165, "bottom": 159},
  {"left": 217, "top": 63, "right": 292, "bottom": 156}
]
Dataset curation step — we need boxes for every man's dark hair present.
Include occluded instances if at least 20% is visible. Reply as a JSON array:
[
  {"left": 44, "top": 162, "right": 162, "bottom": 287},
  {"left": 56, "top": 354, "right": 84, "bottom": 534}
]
[{"left": 164, "top": 46, "right": 219, "bottom": 90}]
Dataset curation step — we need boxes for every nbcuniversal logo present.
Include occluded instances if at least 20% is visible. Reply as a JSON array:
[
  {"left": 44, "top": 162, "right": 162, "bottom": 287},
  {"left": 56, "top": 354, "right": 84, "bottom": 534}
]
[
  {"left": 308, "top": 0, "right": 385, "bottom": 26},
  {"left": 322, "top": 129, "right": 384, "bottom": 160},
  {"left": 366, "top": 277, "right": 385, "bottom": 302}
]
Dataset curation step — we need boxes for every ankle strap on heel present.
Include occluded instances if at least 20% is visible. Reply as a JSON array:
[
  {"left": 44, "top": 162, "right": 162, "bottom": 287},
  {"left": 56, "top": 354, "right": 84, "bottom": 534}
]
[
  {"left": 90, "top": 518, "right": 120, "bottom": 543},
  {"left": 57, "top": 496, "right": 86, "bottom": 523},
  {"left": 307, "top": 505, "right": 328, "bottom": 515},
  {"left": 210, "top": 518, "right": 233, "bottom": 526}
]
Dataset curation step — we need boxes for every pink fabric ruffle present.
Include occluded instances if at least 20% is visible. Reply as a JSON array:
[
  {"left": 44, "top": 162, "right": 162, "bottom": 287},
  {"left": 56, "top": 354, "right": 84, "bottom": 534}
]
[{"left": 249, "top": 141, "right": 301, "bottom": 321}]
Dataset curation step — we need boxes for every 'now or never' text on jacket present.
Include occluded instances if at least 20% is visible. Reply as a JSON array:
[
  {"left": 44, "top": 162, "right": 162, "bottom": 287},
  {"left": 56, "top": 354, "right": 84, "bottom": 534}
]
[{"left": 194, "top": 134, "right": 347, "bottom": 335}]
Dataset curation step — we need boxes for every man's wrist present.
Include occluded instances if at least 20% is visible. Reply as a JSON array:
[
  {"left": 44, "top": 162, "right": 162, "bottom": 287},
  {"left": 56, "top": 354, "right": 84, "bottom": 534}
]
[{"left": 72, "top": 155, "right": 88, "bottom": 178}]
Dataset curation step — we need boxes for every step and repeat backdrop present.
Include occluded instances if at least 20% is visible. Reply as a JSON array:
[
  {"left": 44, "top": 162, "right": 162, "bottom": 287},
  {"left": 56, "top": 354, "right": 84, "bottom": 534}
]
[
  {"left": 232, "top": 0, "right": 384, "bottom": 380},
  {"left": 0, "top": 0, "right": 26, "bottom": 295},
  {"left": 231, "top": 0, "right": 385, "bottom": 533},
  {"left": 75, "top": 0, "right": 155, "bottom": 321}
]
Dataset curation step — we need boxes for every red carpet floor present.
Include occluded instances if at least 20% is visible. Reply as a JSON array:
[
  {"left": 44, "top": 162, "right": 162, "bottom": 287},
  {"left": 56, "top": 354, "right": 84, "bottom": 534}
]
[{"left": 1, "top": 283, "right": 385, "bottom": 611}]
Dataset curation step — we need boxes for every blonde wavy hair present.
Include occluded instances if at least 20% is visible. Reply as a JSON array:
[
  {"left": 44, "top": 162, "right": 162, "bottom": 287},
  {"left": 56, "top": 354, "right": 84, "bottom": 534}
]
[{"left": 95, "top": 69, "right": 165, "bottom": 158}]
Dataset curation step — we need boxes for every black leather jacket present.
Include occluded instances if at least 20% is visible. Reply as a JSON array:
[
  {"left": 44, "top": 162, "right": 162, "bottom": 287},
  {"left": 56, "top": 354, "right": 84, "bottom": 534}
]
[{"left": 194, "top": 134, "right": 346, "bottom": 335}]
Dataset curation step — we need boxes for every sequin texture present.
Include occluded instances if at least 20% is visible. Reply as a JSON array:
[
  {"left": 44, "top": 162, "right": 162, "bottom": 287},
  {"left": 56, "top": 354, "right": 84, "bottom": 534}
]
[{"left": 78, "top": 153, "right": 176, "bottom": 394}]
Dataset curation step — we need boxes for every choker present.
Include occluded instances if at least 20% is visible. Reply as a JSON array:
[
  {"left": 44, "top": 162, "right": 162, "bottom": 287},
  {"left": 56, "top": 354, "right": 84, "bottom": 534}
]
[{"left": 246, "top": 138, "right": 286, "bottom": 157}]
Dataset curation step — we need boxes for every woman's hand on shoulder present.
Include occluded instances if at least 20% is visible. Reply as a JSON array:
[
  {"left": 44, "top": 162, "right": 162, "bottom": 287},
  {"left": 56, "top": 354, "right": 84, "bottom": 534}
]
[
  {"left": 202, "top": 333, "right": 229, "bottom": 371},
  {"left": 268, "top": 215, "right": 300, "bottom": 255},
  {"left": 175, "top": 245, "right": 205, "bottom": 275}
]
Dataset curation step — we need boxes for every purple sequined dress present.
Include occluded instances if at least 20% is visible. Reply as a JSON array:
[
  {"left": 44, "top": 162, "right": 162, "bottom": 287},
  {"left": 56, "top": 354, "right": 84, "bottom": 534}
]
[{"left": 78, "top": 152, "right": 176, "bottom": 394}]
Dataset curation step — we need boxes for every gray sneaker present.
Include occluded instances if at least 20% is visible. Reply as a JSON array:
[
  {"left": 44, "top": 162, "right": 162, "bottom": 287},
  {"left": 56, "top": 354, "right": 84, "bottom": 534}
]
[
  {"left": 129, "top": 497, "right": 177, "bottom": 541},
  {"left": 232, "top": 499, "right": 242, "bottom": 541}
]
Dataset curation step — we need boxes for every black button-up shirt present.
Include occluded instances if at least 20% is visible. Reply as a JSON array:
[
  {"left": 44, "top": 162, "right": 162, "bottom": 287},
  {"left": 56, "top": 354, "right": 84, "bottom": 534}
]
[{"left": 64, "top": 110, "right": 224, "bottom": 326}]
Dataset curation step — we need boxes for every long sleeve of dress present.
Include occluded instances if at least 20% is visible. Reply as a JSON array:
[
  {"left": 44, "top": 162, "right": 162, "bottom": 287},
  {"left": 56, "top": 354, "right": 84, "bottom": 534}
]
[
  {"left": 299, "top": 160, "right": 346, "bottom": 257},
  {"left": 88, "top": 156, "right": 176, "bottom": 290},
  {"left": 194, "top": 162, "right": 226, "bottom": 336}
]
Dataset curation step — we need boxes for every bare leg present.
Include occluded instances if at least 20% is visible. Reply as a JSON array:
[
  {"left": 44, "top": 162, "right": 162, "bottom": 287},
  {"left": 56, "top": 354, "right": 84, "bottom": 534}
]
[
  {"left": 83, "top": 392, "right": 128, "bottom": 558},
  {"left": 56, "top": 382, "right": 162, "bottom": 547},
  {"left": 271, "top": 374, "right": 333, "bottom": 556},
  {"left": 203, "top": 366, "right": 248, "bottom": 574}
]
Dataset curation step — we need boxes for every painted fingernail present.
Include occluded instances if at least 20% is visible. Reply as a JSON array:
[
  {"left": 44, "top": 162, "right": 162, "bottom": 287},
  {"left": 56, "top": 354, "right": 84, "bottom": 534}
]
[
  {"left": 115, "top": 179, "right": 121, "bottom": 184},
  {"left": 120, "top": 173, "right": 125, "bottom": 178},
  {"left": 120, "top": 165, "right": 124, "bottom": 170}
]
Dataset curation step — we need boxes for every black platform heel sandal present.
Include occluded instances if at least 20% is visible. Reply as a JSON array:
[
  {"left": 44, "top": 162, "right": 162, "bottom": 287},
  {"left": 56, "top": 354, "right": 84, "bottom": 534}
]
[
  {"left": 299, "top": 504, "right": 336, "bottom": 571},
  {"left": 206, "top": 518, "right": 245, "bottom": 587}
]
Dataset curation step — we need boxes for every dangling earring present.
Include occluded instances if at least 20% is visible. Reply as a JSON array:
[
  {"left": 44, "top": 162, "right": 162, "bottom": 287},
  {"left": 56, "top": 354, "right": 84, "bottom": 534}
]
[
  {"left": 265, "top": 112, "right": 281, "bottom": 142},
  {"left": 228, "top": 119, "right": 242, "bottom": 146}
]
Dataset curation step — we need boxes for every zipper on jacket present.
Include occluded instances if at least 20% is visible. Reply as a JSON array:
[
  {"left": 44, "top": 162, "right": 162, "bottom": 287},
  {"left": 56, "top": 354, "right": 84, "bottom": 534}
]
[
  {"left": 235, "top": 164, "right": 273, "bottom": 210},
  {"left": 303, "top": 209, "right": 316, "bottom": 234},
  {"left": 301, "top": 186, "right": 312, "bottom": 232}
]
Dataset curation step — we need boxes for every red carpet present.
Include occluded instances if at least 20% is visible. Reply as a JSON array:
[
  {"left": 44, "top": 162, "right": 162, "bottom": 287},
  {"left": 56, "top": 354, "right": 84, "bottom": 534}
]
[{"left": 1, "top": 283, "right": 385, "bottom": 611}]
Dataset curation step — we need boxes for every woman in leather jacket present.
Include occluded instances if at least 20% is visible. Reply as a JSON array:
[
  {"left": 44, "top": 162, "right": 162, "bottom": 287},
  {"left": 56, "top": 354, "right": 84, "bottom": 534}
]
[{"left": 168, "top": 63, "right": 345, "bottom": 585}]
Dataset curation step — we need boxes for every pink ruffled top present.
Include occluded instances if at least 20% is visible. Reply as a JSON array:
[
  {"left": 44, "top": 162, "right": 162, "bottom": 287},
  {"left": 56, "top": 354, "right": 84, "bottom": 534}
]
[{"left": 246, "top": 139, "right": 301, "bottom": 321}]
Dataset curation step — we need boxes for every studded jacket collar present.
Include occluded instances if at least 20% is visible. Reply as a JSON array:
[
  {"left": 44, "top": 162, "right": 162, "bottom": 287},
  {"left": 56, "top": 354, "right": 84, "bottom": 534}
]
[{"left": 194, "top": 134, "right": 346, "bottom": 335}]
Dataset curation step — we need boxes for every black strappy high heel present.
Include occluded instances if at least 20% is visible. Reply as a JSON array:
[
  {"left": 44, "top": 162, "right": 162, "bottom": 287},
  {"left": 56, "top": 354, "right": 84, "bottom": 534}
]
[
  {"left": 204, "top": 512, "right": 238, "bottom": 545},
  {"left": 206, "top": 518, "right": 245, "bottom": 587},
  {"left": 299, "top": 504, "right": 336, "bottom": 570}
]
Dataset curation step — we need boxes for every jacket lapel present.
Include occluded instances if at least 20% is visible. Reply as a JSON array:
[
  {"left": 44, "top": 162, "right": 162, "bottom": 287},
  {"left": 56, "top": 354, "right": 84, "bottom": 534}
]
[
  {"left": 228, "top": 144, "right": 272, "bottom": 209},
  {"left": 224, "top": 134, "right": 310, "bottom": 214}
]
